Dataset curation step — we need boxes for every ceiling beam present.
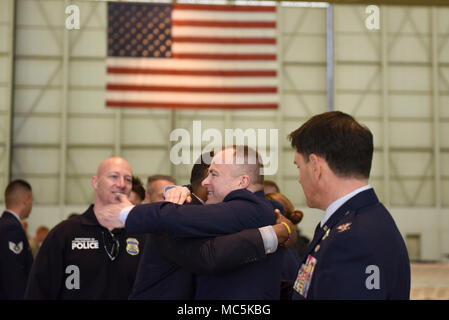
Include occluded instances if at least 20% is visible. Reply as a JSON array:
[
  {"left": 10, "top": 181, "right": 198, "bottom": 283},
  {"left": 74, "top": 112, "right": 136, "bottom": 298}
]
[{"left": 279, "top": 0, "right": 449, "bottom": 7}]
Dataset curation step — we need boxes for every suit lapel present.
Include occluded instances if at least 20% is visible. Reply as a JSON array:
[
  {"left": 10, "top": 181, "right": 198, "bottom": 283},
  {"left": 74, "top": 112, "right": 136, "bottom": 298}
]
[{"left": 300, "top": 223, "right": 325, "bottom": 263}]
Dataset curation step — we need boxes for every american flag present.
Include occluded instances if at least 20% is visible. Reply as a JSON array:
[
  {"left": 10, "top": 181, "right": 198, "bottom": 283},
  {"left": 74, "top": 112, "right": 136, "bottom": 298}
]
[{"left": 106, "top": 2, "right": 278, "bottom": 110}]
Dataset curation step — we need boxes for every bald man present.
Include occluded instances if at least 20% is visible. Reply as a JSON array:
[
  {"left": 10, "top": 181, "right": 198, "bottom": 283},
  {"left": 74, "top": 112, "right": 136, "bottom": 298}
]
[{"left": 25, "top": 157, "right": 147, "bottom": 299}]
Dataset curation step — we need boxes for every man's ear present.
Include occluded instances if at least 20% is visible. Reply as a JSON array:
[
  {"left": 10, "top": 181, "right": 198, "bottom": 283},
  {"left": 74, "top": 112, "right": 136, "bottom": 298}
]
[
  {"left": 308, "top": 154, "right": 322, "bottom": 179},
  {"left": 91, "top": 176, "right": 98, "bottom": 190},
  {"left": 240, "top": 174, "right": 251, "bottom": 189}
]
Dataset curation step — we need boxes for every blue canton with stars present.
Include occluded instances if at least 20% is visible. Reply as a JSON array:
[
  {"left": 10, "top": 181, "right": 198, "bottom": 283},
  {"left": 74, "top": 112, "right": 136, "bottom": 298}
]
[{"left": 107, "top": 2, "right": 172, "bottom": 58}]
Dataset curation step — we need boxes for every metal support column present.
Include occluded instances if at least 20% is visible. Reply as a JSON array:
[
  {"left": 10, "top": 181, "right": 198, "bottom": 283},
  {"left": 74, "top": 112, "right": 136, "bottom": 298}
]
[
  {"left": 381, "top": 5, "right": 390, "bottom": 206},
  {"left": 431, "top": 7, "right": 441, "bottom": 209},
  {"left": 59, "top": 0, "right": 70, "bottom": 212},
  {"left": 114, "top": 109, "right": 122, "bottom": 156},
  {"left": 5, "top": 0, "right": 17, "bottom": 185},
  {"left": 169, "top": 110, "right": 176, "bottom": 178},
  {"left": 276, "top": 1, "right": 284, "bottom": 190},
  {"left": 431, "top": 6, "right": 442, "bottom": 259},
  {"left": 326, "top": 4, "right": 334, "bottom": 111}
]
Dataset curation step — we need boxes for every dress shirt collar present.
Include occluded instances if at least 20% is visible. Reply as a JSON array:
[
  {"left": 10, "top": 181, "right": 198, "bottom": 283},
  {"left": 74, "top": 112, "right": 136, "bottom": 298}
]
[
  {"left": 320, "top": 184, "right": 372, "bottom": 227},
  {"left": 191, "top": 193, "right": 205, "bottom": 204}
]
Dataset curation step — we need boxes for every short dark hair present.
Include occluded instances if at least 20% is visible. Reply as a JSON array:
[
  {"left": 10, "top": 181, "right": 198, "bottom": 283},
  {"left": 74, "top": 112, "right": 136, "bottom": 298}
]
[
  {"left": 288, "top": 111, "right": 373, "bottom": 179},
  {"left": 5, "top": 179, "right": 32, "bottom": 206},
  {"left": 132, "top": 176, "right": 146, "bottom": 201},
  {"left": 190, "top": 151, "right": 214, "bottom": 189},
  {"left": 146, "top": 175, "right": 176, "bottom": 196}
]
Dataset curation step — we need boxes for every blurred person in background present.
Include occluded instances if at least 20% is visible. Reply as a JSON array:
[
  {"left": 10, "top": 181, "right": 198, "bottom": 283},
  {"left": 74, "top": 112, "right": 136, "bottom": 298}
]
[
  {"left": 129, "top": 176, "right": 145, "bottom": 205},
  {"left": 145, "top": 174, "right": 176, "bottom": 203},
  {"left": 265, "top": 192, "right": 304, "bottom": 299},
  {"left": 266, "top": 193, "right": 310, "bottom": 259},
  {"left": 29, "top": 225, "right": 50, "bottom": 258},
  {"left": 0, "top": 179, "right": 34, "bottom": 299},
  {"left": 263, "top": 180, "right": 280, "bottom": 194}
]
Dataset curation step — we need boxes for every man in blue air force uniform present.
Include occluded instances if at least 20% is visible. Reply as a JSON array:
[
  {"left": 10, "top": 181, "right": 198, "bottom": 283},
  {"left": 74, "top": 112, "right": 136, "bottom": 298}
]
[
  {"left": 0, "top": 180, "right": 34, "bottom": 299},
  {"left": 288, "top": 111, "right": 410, "bottom": 299},
  {"left": 97, "top": 146, "right": 285, "bottom": 300}
]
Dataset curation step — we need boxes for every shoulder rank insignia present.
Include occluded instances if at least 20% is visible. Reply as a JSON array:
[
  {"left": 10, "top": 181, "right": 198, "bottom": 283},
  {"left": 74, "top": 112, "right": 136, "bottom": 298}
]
[
  {"left": 336, "top": 222, "right": 352, "bottom": 233},
  {"left": 9, "top": 241, "right": 23, "bottom": 254},
  {"left": 126, "top": 238, "right": 139, "bottom": 256},
  {"left": 322, "top": 228, "right": 331, "bottom": 240}
]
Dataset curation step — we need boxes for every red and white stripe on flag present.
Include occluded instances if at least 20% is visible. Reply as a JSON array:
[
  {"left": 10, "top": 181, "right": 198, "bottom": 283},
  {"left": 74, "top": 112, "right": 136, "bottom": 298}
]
[{"left": 106, "top": 3, "right": 279, "bottom": 110}]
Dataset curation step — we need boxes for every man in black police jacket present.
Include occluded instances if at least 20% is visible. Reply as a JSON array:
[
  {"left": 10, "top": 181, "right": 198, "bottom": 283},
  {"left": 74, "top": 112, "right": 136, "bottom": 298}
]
[
  {"left": 25, "top": 157, "right": 146, "bottom": 299},
  {"left": 0, "top": 180, "right": 34, "bottom": 299},
  {"left": 97, "top": 146, "right": 285, "bottom": 300}
]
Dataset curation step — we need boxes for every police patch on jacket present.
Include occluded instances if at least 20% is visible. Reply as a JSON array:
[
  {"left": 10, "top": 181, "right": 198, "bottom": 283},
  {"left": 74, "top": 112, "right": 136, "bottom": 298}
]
[
  {"left": 9, "top": 241, "right": 23, "bottom": 254},
  {"left": 126, "top": 238, "right": 139, "bottom": 256},
  {"left": 293, "top": 254, "right": 317, "bottom": 298},
  {"left": 71, "top": 238, "right": 99, "bottom": 250}
]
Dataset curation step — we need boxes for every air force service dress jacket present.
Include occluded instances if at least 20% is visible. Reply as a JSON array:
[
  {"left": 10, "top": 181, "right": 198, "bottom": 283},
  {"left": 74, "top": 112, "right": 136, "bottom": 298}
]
[
  {"left": 0, "top": 211, "right": 33, "bottom": 299},
  {"left": 126, "top": 188, "right": 284, "bottom": 300},
  {"left": 292, "top": 189, "right": 411, "bottom": 300}
]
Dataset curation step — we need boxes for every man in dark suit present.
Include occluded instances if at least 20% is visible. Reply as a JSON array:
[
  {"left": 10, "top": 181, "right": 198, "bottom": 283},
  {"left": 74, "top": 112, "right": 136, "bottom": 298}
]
[
  {"left": 129, "top": 153, "right": 210, "bottom": 299},
  {"left": 288, "top": 111, "right": 410, "bottom": 299},
  {"left": 0, "top": 179, "right": 34, "bottom": 299},
  {"left": 97, "top": 146, "right": 286, "bottom": 299}
]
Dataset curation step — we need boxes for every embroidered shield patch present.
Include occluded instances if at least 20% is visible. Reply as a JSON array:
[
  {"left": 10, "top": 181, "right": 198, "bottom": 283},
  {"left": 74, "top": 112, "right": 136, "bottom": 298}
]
[{"left": 126, "top": 238, "right": 139, "bottom": 256}]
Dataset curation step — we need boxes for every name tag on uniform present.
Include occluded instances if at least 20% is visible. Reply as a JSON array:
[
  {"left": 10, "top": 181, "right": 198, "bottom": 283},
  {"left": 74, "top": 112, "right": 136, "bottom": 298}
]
[{"left": 293, "top": 255, "right": 317, "bottom": 298}]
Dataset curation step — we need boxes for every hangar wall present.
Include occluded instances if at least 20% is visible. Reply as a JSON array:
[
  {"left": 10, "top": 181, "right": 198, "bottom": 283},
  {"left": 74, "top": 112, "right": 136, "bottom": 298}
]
[{"left": 0, "top": 0, "right": 448, "bottom": 260}]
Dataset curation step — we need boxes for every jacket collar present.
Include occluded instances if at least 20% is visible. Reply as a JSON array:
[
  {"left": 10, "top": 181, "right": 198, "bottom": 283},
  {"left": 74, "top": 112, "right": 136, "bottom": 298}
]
[
  {"left": 321, "top": 185, "right": 372, "bottom": 227},
  {"left": 322, "top": 188, "right": 379, "bottom": 231},
  {"left": 79, "top": 204, "right": 101, "bottom": 226},
  {"left": 3, "top": 210, "right": 22, "bottom": 224},
  {"left": 301, "top": 189, "right": 379, "bottom": 262},
  {"left": 223, "top": 188, "right": 252, "bottom": 201},
  {"left": 79, "top": 205, "right": 124, "bottom": 236},
  {"left": 254, "top": 190, "right": 265, "bottom": 199}
]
